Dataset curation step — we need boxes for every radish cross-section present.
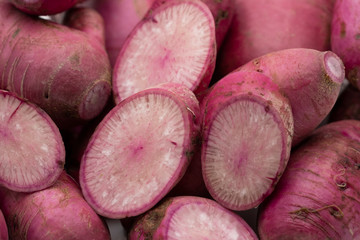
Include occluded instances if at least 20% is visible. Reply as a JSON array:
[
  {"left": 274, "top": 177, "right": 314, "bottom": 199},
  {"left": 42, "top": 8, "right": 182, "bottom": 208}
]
[
  {"left": 201, "top": 71, "right": 294, "bottom": 210},
  {"left": 112, "top": 0, "right": 216, "bottom": 103},
  {"left": 0, "top": 90, "right": 64, "bottom": 192},
  {"left": 80, "top": 85, "right": 199, "bottom": 218},
  {"left": 129, "top": 196, "right": 258, "bottom": 240},
  {"left": 204, "top": 100, "right": 283, "bottom": 208}
]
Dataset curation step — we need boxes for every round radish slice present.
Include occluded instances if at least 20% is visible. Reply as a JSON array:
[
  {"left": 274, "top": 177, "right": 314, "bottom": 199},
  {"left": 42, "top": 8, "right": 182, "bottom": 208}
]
[
  {"left": 129, "top": 196, "right": 258, "bottom": 240},
  {"left": 80, "top": 86, "right": 199, "bottom": 218},
  {"left": 0, "top": 90, "right": 65, "bottom": 192},
  {"left": 112, "top": 0, "right": 216, "bottom": 103},
  {"left": 201, "top": 71, "right": 294, "bottom": 211}
]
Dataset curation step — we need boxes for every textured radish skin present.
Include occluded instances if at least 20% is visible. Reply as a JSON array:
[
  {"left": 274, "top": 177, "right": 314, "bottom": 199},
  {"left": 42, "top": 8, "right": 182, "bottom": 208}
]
[
  {"left": 0, "top": 172, "right": 110, "bottom": 240},
  {"left": 258, "top": 120, "right": 360, "bottom": 240},
  {"left": 0, "top": 2, "right": 111, "bottom": 128},
  {"left": 0, "top": 90, "right": 65, "bottom": 192},
  {"left": 129, "top": 196, "right": 258, "bottom": 240},
  {"left": 331, "top": 0, "right": 360, "bottom": 90},
  {"left": 330, "top": 85, "right": 360, "bottom": 122},
  {"left": 112, "top": 0, "right": 216, "bottom": 103},
  {"left": 0, "top": 210, "right": 8, "bottom": 240},
  {"left": 9, "top": 0, "right": 84, "bottom": 15},
  {"left": 201, "top": 71, "right": 294, "bottom": 211},
  {"left": 95, "top": 0, "right": 156, "bottom": 66},
  {"left": 238, "top": 49, "right": 344, "bottom": 146},
  {"left": 217, "top": 0, "right": 334, "bottom": 77},
  {"left": 80, "top": 84, "right": 200, "bottom": 218}
]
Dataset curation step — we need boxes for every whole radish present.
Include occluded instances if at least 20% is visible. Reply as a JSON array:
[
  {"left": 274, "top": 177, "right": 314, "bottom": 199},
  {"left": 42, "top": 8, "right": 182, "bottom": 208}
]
[
  {"left": 0, "top": 172, "right": 110, "bottom": 240},
  {"left": 258, "top": 120, "right": 360, "bottom": 240},
  {"left": 0, "top": 2, "right": 111, "bottom": 128}
]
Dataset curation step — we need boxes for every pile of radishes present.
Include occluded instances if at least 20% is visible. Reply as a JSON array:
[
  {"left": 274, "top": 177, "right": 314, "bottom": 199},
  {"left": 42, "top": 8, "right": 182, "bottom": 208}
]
[{"left": 0, "top": 0, "right": 360, "bottom": 239}]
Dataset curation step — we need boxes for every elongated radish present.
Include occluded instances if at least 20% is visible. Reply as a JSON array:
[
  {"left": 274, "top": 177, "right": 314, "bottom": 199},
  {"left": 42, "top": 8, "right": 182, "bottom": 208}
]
[
  {"left": 80, "top": 83, "right": 200, "bottom": 218},
  {"left": 201, "top": 71, "right": 294, "bottom": 211},
  {"left": 238, "top": 48, "right": 344, "bottom": 145},
  {"left": 112, "top": 0, "right": 216, "bottom": 103},
  {"left": 0, "top": 90, "right": 64, "bottom": 192},
  {"left": 0, "top": 2, "right": 111, "bottom": 128},
  {"left": 0, "top": 172, "right": 110, "bottom": 240},
  {"left": 129, "top": 196, "right": 258, "bottom": 240},
  {"left": 258, "top": 120, "right": 360, "bottom": 240}
]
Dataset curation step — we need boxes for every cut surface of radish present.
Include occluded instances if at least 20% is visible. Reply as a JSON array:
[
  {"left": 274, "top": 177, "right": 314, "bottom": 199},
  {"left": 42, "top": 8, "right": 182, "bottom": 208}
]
[
  {"left": 167, "top": 201, "right": 256, "bottom": 239},
  {"left": 201, "top": 71, "right": 293, "bottom": 211},
  {"left": 203, "top": 98, "right": 283, "bottom": 210},
  {"left": 0, "top": 90, "right": 64, "bottom": 192},
  {"left": 80, "top": 89, "right": 194, "bottom": 218},
  {"left": 113, "top": 0, "right": 215, "bottom": 103},
  {"left": 129, "top": 196, "right": 258, "bottom": 240}
]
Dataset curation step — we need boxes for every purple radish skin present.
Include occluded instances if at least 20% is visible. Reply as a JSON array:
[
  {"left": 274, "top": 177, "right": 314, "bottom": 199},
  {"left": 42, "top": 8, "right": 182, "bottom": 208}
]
[
  {"left": 238, "top": 49, "right": 344, "bottom": 145},
  {"left": 258, "top": 120, "right": 360, "bottom": 240},
  {"left": 0, "top": 172, "right": 110, "bottom": 240},
  {"left": 0, "top": 1, "right": 112, "bottom": 128}
]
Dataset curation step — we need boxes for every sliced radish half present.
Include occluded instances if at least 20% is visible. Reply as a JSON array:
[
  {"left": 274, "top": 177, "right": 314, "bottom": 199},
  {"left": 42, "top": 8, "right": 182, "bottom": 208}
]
[
  {"left": 80, "top": 85, "right": 199, "bottom": 218},
  {"left": 201, "top": 71, "right": 294, "bottom": 210},
  {"left": 129, "top": 196, "right": 258, "bottom": 240},
  {"left": 0, "top": 90, "right": 65, "bottom": 192},
  {"left": 112, "top": 0, "right": 216, "bottom": 103}
]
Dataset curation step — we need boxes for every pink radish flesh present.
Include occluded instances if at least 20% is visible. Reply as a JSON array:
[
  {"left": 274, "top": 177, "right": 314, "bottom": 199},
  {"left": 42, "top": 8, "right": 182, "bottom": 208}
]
[
  {"left": 80, "top": 90, "right": 194, "bottom": 218},
  {"left": 166, "top": 201, "right": 256, "bottom": 239},
  {"left": 129, "top": 196, "right": 258, "bottom": 240},
  {"left": 113, "top": 1, "right": 215, "bottom": 103},
  {"left": 0, "top": 90, "right": 64, "bottom": 192},
  {"left": 203, "top": 99, "right": 284, "bottom": 209}
]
